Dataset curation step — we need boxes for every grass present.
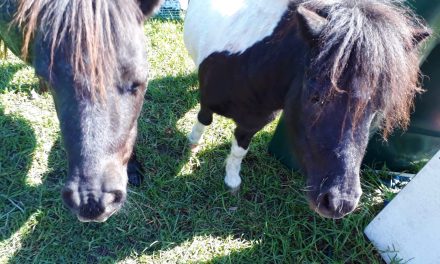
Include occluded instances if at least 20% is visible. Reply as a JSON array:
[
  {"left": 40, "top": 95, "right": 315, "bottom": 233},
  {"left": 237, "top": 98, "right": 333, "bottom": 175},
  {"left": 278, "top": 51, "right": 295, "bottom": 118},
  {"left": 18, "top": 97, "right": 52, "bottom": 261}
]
[{"left": 0, "top": 19, "right": 404, "bottom": 263}]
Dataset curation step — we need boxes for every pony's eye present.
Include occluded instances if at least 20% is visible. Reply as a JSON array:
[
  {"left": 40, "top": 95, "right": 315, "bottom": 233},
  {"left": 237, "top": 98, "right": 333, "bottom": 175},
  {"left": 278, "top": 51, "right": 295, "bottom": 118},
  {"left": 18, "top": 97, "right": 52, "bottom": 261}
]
[
  {"left": 130, "top": 83, "right": 139, "bottom": 92},
  {"left": 125, "top": 81, "right": 144, "bottom": 95}
]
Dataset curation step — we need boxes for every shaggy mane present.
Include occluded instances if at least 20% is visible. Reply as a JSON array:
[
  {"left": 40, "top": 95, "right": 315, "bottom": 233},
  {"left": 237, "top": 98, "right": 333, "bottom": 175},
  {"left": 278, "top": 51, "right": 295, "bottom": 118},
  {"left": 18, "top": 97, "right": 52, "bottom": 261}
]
[
  {"left": 14, "top": 0, "right": 143, "bottom": 99},
  {"left": 303, "top": 0, "right": 430, "bottom": 138}
]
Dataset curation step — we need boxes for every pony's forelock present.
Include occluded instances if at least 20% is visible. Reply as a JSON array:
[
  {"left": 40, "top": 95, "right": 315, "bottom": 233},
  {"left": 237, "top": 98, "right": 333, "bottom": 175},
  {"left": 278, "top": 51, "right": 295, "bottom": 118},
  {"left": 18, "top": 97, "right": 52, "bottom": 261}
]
[
  {"left": 304, "top": 0, "right": 428, "bottom": 138},
  {"left": 15, "top": 0, "right": 143, "bottom": 100}
]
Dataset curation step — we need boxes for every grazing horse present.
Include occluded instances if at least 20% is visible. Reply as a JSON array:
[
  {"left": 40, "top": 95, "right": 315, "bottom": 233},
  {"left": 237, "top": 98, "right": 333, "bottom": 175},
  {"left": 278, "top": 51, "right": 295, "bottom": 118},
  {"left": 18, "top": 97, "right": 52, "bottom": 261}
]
[
  {"left": 184, "top": 0, "right": 431, "bottom": 218},
  {"left": 0, "top": 0, "right": 163, "bottom": 222}
]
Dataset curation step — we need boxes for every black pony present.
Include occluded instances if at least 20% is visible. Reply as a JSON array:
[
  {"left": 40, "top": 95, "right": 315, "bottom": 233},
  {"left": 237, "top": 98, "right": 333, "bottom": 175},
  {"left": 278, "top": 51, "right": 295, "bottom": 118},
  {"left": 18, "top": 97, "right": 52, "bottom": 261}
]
[
  {"left": 184, "top": 0, "right": 431, "bottom": 218},
  {"left": 0, "top": 0, "right": 163, "bottom": 222}
]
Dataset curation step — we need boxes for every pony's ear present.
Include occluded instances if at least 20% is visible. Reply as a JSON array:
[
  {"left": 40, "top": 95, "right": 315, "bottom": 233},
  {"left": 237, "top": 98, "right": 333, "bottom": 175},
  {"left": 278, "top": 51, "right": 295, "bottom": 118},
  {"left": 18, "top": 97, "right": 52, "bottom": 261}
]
[
  {"left": 296, "top": 5, "right": 328, "bottom": 45},
  {"left": 137, "top": 0, "right": 164, "bottom": 18},
  {"left": 411, "top": 27, "right": 432, "bottom": 48}
]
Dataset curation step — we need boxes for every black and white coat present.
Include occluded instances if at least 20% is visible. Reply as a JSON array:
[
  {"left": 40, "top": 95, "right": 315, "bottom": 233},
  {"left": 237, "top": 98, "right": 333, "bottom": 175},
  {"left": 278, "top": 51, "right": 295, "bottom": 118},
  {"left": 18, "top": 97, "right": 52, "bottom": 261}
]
[{"left": 184, "top": 0, "right": 303, "bottom": 190}]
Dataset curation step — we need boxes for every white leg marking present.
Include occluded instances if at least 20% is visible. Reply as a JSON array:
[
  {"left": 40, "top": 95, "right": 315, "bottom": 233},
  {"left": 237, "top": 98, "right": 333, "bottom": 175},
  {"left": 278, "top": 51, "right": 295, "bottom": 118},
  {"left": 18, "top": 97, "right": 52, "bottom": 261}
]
[
  {"left": 188, "top": 120, "right": 206, "bottom": 145},
  {"left": 225, "top": 138, "right": 248, "bottom": 190}
]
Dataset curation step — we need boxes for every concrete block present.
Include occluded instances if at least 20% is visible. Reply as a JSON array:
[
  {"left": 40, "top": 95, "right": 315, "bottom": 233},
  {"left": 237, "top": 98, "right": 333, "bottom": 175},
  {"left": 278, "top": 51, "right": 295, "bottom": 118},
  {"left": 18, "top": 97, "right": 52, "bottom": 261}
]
[{"left": 365, "top": 150, "right": 440, "bottom": 263}]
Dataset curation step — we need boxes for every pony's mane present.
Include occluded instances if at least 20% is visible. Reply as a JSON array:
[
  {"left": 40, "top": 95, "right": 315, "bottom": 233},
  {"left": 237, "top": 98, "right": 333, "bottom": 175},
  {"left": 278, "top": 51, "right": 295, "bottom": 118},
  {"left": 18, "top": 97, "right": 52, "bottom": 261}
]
[
  {"left": 303, "top": 0, "right": 429, "bottom": 138},
  {"left": 15, "top": 0, "right": 143, "bottom": 99}
]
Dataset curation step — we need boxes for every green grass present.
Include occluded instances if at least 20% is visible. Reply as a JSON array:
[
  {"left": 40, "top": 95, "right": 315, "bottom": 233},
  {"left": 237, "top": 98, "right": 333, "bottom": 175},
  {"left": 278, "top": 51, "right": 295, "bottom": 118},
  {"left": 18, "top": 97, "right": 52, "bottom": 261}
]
[{"left": 0, "top": 19, "right": 402, "bottom": 263}]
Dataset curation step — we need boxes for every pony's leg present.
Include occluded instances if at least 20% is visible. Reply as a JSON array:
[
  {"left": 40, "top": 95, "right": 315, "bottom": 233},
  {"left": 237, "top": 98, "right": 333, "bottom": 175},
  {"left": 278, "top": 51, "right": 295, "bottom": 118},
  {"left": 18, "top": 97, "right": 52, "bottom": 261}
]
[
  {"left": 127, "top": 152, "right": 144, "bottom": 187},
  {"left": 188, "top": 107, "right": 213, "bottom": 147},
  {"left": 224, "top": 126, "right": 257, "bottom": 192}
]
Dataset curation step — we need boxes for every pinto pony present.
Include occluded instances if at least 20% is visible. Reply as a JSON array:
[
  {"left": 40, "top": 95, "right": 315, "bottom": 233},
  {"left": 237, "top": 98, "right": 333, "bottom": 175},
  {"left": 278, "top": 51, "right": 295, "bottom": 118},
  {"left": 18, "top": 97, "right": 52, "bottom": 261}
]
[
  {"left": 0, "top": 0, "right": 163, "bottom": 222},
  {"left": 184, "top": 0, "right": 431, "bottom": 218}
]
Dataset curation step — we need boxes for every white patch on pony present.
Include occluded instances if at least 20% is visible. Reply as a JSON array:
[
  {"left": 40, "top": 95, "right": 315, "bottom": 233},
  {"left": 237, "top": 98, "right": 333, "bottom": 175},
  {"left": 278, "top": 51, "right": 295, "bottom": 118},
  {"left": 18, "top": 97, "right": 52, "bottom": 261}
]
[
  {"left": 225, "top": 138, "right": 249, "bottom": 190},
  {"left": 184, "top": 0, "right": 291, "bottom": 66},
  {"left": 211, "top": 0, "right": 246, "bottom": 16},
  {"left": 188, "top": 120, "right": 206, "bottom": 145}
]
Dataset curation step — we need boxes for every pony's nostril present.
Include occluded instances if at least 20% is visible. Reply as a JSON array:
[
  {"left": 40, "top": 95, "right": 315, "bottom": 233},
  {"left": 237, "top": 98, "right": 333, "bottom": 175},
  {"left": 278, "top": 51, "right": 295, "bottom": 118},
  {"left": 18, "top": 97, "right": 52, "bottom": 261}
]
[
  {"left": 318, "top": 192, "right": 342, "bottom": 215},
  {"left": 62, "top": 188, "right": 77, "bottom": 209},
  {"left": 110, "top": 190, "right": 125, "bottom": 204},
  {"left": 315, "top": 190, "right": 359, "bottom": 219},
  {"left": 319, "top": 193, "right": 333, "bottom": 212}
]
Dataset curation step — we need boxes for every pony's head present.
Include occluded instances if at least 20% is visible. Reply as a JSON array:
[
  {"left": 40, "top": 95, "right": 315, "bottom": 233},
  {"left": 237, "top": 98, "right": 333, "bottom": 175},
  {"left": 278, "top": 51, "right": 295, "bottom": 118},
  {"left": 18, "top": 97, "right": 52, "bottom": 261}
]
[
  {"left": 286, "top": 0, "right": 430, "bottom": 218},
  {"left": 16, "top": 0, "right": 163, "bottom": 222}
]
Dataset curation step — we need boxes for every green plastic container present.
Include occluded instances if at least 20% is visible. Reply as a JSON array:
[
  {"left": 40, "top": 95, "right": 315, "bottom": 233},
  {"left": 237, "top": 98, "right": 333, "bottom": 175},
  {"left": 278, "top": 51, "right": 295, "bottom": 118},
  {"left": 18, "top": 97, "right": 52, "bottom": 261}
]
[
  {"left": 268, "top": 1, "right": 440, "bottom": 172},
  {"left": 363, "top": 44, "right": 440, "bottom": 171}
]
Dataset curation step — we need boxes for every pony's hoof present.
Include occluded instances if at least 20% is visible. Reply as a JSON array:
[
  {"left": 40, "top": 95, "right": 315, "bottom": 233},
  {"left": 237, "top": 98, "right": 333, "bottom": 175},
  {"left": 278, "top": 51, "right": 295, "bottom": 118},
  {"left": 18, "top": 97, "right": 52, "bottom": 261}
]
[
  {"left": 127, "top": 158, "right": 144, "bottom": 187},
  {"left": 225, "top": 176, "right": 241, "bottom": 195},
  {"left": 228, "top": 185, "right": 240, "bottom": 196},
  {"left": 189, "top": 143, "right": 200, "bottom": 152},
  {"left": 38, "top": 77, "right": 49, "bottom": 93},
  {"left": 128, "top": 171, "right": 143, "bottom": 187}
]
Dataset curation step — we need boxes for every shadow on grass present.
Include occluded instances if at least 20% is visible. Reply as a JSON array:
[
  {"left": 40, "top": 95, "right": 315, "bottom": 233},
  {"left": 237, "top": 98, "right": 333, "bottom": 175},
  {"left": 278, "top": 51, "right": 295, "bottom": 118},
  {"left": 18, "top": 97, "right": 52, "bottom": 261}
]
[
  {"left": 0, "top": 62, "right": 38, "bottom": 243},
  {"left": 0, "top": 105, "right": 37, "bottom": 241},
  {"left": 2, "top": 72, "right": 382, "bottom": 263}
]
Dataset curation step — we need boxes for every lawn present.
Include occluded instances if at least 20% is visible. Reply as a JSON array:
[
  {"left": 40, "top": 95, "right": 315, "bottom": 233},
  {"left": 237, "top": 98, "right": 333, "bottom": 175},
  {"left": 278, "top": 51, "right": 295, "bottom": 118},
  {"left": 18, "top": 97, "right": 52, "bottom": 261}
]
[{"left": 0, "top": 19, "right": 400, "bottom": 263}]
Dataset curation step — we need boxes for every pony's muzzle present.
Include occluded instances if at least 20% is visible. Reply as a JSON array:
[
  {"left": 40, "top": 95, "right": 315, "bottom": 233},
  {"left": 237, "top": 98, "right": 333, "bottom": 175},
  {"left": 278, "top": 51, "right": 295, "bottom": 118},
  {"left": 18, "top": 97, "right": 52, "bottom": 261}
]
[
  {"left": 62, "top": 187, "right": 126, "bottom": 222},
  {"left": 308, "top": 187, "right": 362, "bottom": 219}
]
